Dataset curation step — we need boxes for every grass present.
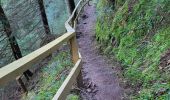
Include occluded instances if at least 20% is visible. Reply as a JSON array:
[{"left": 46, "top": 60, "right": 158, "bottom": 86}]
[
  {"left": 22, "top": 50, "right": 77, "bottom": 100},
  {"left": 96, "top": 0, "right": 170, "bottom": 99},
  {"left": 67, "top": 94, "right": 80, "bottom": 100}
]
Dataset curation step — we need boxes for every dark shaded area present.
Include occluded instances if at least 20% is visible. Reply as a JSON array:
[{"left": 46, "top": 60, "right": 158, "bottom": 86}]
[{"left": 38, "top": 0, "right": 51, "bottom": 35}]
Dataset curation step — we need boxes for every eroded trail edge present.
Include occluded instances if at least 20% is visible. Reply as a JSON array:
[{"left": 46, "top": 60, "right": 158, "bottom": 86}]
[{"left": 77, "top": 2, "right": 123, "bottom": 100}]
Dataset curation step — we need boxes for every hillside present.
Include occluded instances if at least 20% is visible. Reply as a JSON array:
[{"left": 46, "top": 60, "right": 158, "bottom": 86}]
[
  {"left": 0, "top": 0, "right": 170, "bottom": 99},
  {"left": 96, "top": 0, "right": 170, "bottom": 99}
]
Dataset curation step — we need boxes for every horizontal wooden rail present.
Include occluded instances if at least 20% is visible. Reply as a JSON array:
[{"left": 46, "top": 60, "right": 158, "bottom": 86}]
[
  {"left": 65, "top": 0, "right": 85, "bottom": 32},
  {"left": 0, "top": 32, "right": 75, "bottom": 86},
  {"left": 52, "top": 59, "right": 82, "bottom": 100},
  {"left": 0, "top": 0, "right": 88, "bottom": 99},
  {"left": 52, "top": 0, "right": 87, "bottom": 99}
]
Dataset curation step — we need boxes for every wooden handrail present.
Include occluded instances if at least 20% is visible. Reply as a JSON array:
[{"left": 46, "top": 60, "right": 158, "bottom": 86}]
[
  {"left": 52, "top": 0, "right": 88, "bottom": 99},
  {"left": 65, "top": 0, "right": 84, "bottom": 32},
  {"left": 52, "top": 59, "right": 82, "bottom": 100},
  {"left": 0, "top": 32, "right": 75, "bottom": 85},
  {"left": 0, "top": 0, "right": 88, "bottom": 99}
]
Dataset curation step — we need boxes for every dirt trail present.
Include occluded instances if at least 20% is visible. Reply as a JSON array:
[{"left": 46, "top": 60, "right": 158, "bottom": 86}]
[{"left": 77, "top": 2, "right": 123, "bottom": 100}]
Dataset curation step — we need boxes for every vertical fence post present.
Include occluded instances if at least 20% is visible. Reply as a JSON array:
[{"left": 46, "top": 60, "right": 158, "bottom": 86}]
[
  {"left": 76, "top": 62, "right": 83, "bottom": 87},
  {"left": 16, "top": 76, "right": 27, "bottom": 93},
  {"left": 65, "top": 0, "right": 77, "bottom": 26},
  {"left": 69, "top": 34, "right": 83, "bottom": 87},
  {"left": 69, "top": 35, "right": 79, "bottom": 64}
]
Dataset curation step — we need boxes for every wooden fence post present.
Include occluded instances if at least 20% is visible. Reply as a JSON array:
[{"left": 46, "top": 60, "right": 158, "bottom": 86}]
[
  {"left": 65, "top": 0, "right": 76, "bottom": 16},
  {"left": 77, "top": 62, "right": 83, "bottom": 87},
  {"left": 69, "top": 35, "right": 83, "bottom": 87},
  {"left": 16, "top": 76, "right": 27, "bottom": 93},
  {"left": 69, "top": 35, "right": 79, "bottom": 64}
]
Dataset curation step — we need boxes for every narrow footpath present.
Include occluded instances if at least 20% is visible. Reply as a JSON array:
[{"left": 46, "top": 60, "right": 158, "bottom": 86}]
[{"left": 77, "top": 2, "right": 123, "bottom": 100}]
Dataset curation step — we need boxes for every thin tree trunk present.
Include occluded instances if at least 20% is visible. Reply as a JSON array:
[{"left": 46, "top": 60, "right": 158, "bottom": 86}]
[
  {"left": 38, "top": 0, "right": 51, "bottom": 35},
  {"left": 65, "top": 0, "right": 76, "bottom": 26},
  {"left": 66, "top": 0, "right": 76, "bottom": 15},
  {"left": 0, "top": 5, "right": 33, "bottom": 79}
]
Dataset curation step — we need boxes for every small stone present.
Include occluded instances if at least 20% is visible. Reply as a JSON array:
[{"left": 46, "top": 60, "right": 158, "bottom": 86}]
[
  {"left": 82, "top": 15, "right": 88, "bottom": 19},
  {"left": 87, "top": 88, "right": 92, "bottom": 93},
  {"left": 167, "top": 60, "right": 170, "bottom": 65},
  {"left": 157, "top": 88, "right": 166, "bottom": 95},
  {"left": 159, "top": 66, "right": 163, "bottom": 70},
  {"left": 92, "top": 89, "right": 98, "bottom": 93}
]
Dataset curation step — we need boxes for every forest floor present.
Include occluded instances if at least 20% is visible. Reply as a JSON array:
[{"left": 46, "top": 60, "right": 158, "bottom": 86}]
[
  {"left": 77, "top": 2, "right": 124, "bottom": 100},
  {"left": 0, "top": 2, "right": 126, "bottom": 100}
]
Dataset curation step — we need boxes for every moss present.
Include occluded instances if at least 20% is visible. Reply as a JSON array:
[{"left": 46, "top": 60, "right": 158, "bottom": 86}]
[
  {"left": 96, "top": 0, "right": 170, "bottom": 99},
  {"left": 67, "top": 94, "right": 80, "bottom": 100},
  {"left": 22, "top": 51, "right": 73, "bottom": 100}
]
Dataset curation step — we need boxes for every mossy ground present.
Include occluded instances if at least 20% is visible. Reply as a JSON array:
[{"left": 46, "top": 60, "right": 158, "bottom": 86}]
[
  {"left": 67, "top": 94, "right": 80, "bottom": 100},
  {"left": 96, "top": 0, "right": 170, "bottom": 99},
  {"left": 22, "top": 50, "right": 79, "bottom": 100}
]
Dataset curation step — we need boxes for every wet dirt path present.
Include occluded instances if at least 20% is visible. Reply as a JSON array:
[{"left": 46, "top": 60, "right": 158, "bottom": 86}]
[{"left": 77, "top": 2, "right": 123, "bottom": 100}]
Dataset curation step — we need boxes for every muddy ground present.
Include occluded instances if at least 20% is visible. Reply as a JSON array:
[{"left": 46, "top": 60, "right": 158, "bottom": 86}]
[{"left": 77, "top": 2, "right": 124, "bottom": 100}]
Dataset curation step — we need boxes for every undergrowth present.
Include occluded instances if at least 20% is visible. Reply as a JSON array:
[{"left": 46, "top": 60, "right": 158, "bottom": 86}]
[
  {"left": 22, "top": 50, "right": 77, "bottom": 100},
  {"left": 67, "top": 94, "right": 80, "bottom": 100},
  {"left": 96, "top": 0, "right": 170, "bottom": 99}
]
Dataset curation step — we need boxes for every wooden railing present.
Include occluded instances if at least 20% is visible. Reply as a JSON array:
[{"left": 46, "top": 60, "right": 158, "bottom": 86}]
[{"left": 0, "top": 0, "right": 89, "bottom": 99}]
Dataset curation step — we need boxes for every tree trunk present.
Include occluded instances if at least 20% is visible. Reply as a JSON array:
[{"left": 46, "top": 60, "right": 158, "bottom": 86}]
[
  {"left": 65, "top": 0, "right": 76, "bottom": 15},
  {"left": 0, "top": 5, "right": 33, "bottom": 79},
  {"left": 106, "top": 0, "right": 115, "bottom": 8},
  {"left": 65, "top": 0, "right": 76, "bottom": 26},
  {"left": 108, "top": 0, "right": 115, "bottom": 3},
  {"left": 38, "top": 0, "right": 51, "bottom": 35}
]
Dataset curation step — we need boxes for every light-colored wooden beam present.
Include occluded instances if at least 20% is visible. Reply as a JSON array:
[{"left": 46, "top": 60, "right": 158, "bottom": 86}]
[
  {"left": 70, "top": 36, "right": 79, "bottom": 64},
  {"left": 0, "top": 0, "right": 86, "bottom": 99},
  {"left": 52, "top": 59, "right": 82, "bottom": 100},
  {"left": 0, "top": 32, "right": 75, "bottom": 86},
  {"left": 65, "top": 0, "right": 84, "bottom": 32}
]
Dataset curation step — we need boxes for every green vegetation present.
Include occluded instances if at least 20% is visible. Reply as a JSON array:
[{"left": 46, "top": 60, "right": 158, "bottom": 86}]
[
  {"left": 96, "top": 0, "right": 170, "bottom": 99},
  {"left": 22, "top": 50, "right": 73, "bottom": 100},
  {"left": 0, "top": 0, "right": 80, "bottom": 99},
  {"left": 67, "top": 94, "right": 80, "bottom": 100}
]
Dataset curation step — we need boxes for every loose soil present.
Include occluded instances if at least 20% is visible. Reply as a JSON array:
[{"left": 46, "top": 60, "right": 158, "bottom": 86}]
[{"left": 77, "top": 2, "right": 124, "bottom": 100}]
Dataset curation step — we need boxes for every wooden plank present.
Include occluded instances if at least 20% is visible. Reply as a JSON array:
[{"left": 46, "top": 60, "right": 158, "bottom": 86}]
[
  {"left": 78, "top": 51, "right": 82, "bottom": 59},
  {"left": 52, "top": 0, "right": 85, "bottom": 99},
  {"left": 70, "top": 36, "right": 79, "bottom": 64},
  {"left": 65, "top": 0, "right": 83, "bottom": 32},
  {"left": 0, "top": 32, "right": 75, "bottom": 86},
  {"left": 77, "top": 61, "right": 83, "bottom": 88},
  {"left": 16, "top": 76, "right": 27, "bottom": 92},
  {"left": 74, "top": 0, "right": 90, "bottom": 28},
  {"left": 52, "top": 59, "right": 82, "bottom": 100},
  {"left": 0, "top": 0, "right": 85, "bottom": 99}
]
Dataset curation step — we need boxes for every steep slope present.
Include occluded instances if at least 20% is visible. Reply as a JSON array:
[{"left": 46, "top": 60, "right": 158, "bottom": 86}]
[{"left": 96, "top": 0, "right": 170, "bottom": 99}]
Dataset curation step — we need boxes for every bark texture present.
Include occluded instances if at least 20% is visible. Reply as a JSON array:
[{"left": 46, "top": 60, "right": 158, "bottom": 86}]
[
  {"left": 38, "top": 0, "right": 51, "bottom": 35},
  {"left": 0, "top": 5, "right": 33, "bottom": 78}
]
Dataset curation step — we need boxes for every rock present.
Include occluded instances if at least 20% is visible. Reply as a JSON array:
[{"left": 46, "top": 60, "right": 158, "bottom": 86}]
[
  {"left": 82, "top": 14, "right": 88, "bottom": 19},
  {"left": 76, "top": 32, "right": 82, "bottom": 38},
  {"left": 87, "top": 88, "right": 92, "bottom": 93},
  {"left": 167, "top": 59, "right": 170, "bottom": 65},
  {"left": 156, "top": 88, "right": 167, "bottom": 96}
]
